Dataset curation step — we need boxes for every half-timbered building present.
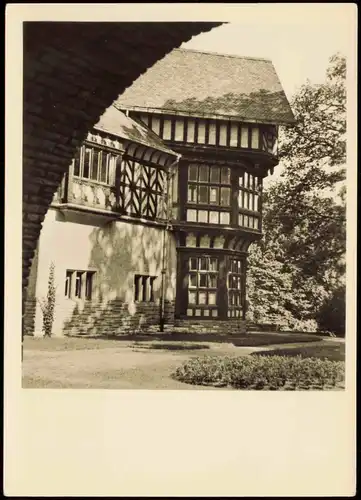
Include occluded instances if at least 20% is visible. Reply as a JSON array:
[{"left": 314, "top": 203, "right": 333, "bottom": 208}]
[{"left": 24, "top": 48, "right": 294, "bottom": 337}]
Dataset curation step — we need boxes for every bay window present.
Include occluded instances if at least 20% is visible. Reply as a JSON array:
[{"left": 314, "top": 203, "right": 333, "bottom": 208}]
[
  {"left": 187, "top": 256, "right": 219, "bottom": 317},
  {"left": 186, "top": 163, "right": 231, "bottom": 225}
]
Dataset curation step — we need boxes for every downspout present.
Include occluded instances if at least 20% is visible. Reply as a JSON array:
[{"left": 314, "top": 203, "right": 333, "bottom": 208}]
[{"left": 159, "top": 154, "right": 181, "bottom": 332}]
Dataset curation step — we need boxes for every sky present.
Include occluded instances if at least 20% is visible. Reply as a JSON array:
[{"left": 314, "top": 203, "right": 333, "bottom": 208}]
[
  {"left": 181, "top": 5, "right": 354, "bottom": 101},
  {"left": 180, "top": 5, "right": 355, "bottom": 188}
]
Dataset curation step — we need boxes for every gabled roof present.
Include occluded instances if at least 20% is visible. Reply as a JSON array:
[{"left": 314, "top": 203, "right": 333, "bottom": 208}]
[
  {"left": 94, "top": 105, "right": 178, "bottom": 158},
  {"left": 116, "top": 48, "right": 295, "bottom": 125}
]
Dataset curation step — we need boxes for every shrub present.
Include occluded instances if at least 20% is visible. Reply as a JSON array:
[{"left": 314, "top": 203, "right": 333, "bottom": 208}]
[
  {"left": 172, "top": 355, "right": 344, "bottom": 390},
  {"left": 316, "top": 285, "right": 346, "bottom": 337},
  {"left": 38, "top": 262, "right": 56, "bottom": 337}
]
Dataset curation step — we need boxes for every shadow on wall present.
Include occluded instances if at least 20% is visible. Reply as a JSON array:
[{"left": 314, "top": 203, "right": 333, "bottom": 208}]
[{"left": 63, "top": 220, "right": 176, "bottom": 336}]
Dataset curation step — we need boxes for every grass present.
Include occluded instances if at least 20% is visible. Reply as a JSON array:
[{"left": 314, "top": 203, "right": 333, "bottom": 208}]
[
  {"left": 23, "top": 330, "right": 324, "bottom": 351},
  {"left": 253, "top": 342, "right": 345, "bottom": 362},
  {"left": 22, "top": 333, "right": 344, "bottom": 390}
]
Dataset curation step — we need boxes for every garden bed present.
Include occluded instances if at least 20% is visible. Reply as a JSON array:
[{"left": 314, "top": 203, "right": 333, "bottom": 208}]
[{"left": 172, "top": 355, "right": 345, "bottom": 390}]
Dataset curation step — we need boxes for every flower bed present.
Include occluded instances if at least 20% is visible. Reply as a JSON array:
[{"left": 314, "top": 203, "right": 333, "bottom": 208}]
[{"left": 172, "top": 355, "right": 345, "bottom": 390}]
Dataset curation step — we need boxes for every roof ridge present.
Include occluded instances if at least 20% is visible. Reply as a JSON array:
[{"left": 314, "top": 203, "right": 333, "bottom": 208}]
[{"left": 175, "top": 47, "right": 272, "bottom": 63}]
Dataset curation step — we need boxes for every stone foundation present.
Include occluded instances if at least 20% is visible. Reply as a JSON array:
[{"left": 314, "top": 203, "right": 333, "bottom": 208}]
[
  {"left": 23, "top": 298, "right": 37, "bottom": 336},
  {"left": 62, "top": 299, "right": 175, "bottom": 337}
]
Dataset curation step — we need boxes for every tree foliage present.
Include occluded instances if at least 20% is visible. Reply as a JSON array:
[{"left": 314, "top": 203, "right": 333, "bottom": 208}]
[{"left": 247, "top": 54, "right": 346, "bottom": 333}]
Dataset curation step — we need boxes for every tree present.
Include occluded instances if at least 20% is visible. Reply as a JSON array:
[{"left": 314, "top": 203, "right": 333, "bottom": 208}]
[{"left": 247, "top": 53, "right": 346, "bottom": 332}]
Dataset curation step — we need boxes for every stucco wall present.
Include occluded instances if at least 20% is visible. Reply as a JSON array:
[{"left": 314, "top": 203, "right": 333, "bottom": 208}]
[{"left": 31, "top": 207, "right": 177, "bottom": 336}]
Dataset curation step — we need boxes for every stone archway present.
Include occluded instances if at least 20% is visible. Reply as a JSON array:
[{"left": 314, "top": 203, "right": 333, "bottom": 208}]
[{"left": 23, "top": 21, "right": 222, "bottom": 299}]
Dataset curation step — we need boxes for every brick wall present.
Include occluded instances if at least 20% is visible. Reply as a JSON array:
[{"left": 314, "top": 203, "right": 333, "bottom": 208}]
[
  {"left": 22, "top": 22, "right": 221, "bottom": 314},
  {"left": 173, "top": 318, "right": 247, "bottom": 335},
  {"left": 62, "top": 299, "right": 175, "bottom": 337}
]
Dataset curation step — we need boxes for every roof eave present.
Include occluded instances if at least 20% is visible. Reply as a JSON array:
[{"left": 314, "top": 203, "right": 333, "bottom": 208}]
[{"left": 116, "top": 104, "right": 296, "bottom": 127}]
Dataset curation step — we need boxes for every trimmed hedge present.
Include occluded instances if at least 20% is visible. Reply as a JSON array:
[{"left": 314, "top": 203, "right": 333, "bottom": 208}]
[{"left": 172, "top": 355, "right": 345, "bottom": 390}]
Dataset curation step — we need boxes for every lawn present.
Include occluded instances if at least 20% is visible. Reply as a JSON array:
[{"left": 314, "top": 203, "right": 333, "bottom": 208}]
[
  {"left": 22, "top": 334, "right": 344, "bottom": 390},
  {"left": 253, "top": 341, "right": 345, "bottom": 362}
]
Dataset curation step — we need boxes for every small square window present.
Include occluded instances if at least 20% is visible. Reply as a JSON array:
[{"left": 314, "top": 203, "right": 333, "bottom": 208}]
[
  {"left": 65, "top": 271, "right": 72, "bottom": 298},
  {"left": 220, "top": 212, "right": 230, "bottom": 225},
  {"left": 199, "top": 165, "right": 209, "bottom": 182},
  {"left": 75, "top": 272, "right": 83, "bottom": 298},
  {"left": 197, "top": 210, "right": 208, "bottom": 223},
  {"left": 187, "top": 185, "right": 197, "bottom": 203},
  {"left": 188, "top": 291, "right": 196, "bottom": 304},
  {"left": 199, "top": 257, "right": 208, "bottom": 271},
  {"left": 198, "top": 185, "right": 208, "bottom": 204},
  {"left": 209, "top": 187, "right": 219, "bottom": 204},
  {"left": 220, "top": 187, "right": 230, "bottom": 206},
  {"left": 209, "top": 211, "right": 219, "bottom": 224},
  {"left": 189, "top": 257, "right": 198, "bottom": 270},
  {"left": 188, "top": 164, "right": 198, "bottom": 181},
  {"left": 220, "top": 167, "right": 230, "bottom": 184},
  {"left": 198, "top": 292, "right": 207, "bottom": 304},
  {"left": 210, "top": 166, "right": 220, "bottom": 183},
  {"left": 209, "top": 258, "right": 218, "bottom": 271},
  {"left": 208, "top": 275, "right": 217, "bottom": 288},
  {"left": 199, "top": 274, "right": 208, "bottom": 288},
  {"left": 189, "top": 274, "right": 197, "bottom": 287},
  {"left": 187, "top": 209, "right": 197, "bottom": 222}
]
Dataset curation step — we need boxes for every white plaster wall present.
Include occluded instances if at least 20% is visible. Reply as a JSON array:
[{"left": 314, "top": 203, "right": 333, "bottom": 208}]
[{"left": 33, "top": 207, "right": 177, "bottom": 336}]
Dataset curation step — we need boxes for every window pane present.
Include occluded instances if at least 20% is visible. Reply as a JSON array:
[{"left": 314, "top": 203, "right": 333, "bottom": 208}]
[
  {"left": 75, "top": 272, "right": 83, "bottom": 298},
  {"left": 254, "top": 194, "right": 259, "bottom": 212},
  {"left": 210, "top": 166, "right": 220, "bottom": 183},
  {"left": 198, "top": 292, "right": 207, "bottom": 305},
  {"left": 189, "top": 274, "right": 197, "bottom": 287},
  {"left": 85, "top": 272, "right": 93, "bottom": 300},
  {"left": 209, "top": 187, "right": 219, "bottom": 204},
  {"left": 238, "top": 214, "right": 243, "bottom": 226},
  {"left": 187, "top": 209, "right": 197, "bottom": 222},
  {"left": 199, "top": 165, "right": 209, "bottom": 182},
  {"left": 198, "top": 210, "right": 208, "bottom": 223},
  {"left": 91, "top": 150, "right": 99, "bottom": 180},
  {"left": 208, "top": 274, "right": 217, "bottom": 288},
  {"left": 83, "top": 148, "right": 91, "bottom": 178},
  {"left": 239, "top": 173, "right": 244, "bottom": 187},
  {"left": 199, "top": 257, "right": 208, "bottom": 270},
  {"left": 244, "top": 215, "right": 249, "bottom": 227},
  {"left": 212, "top": 309, "right": 218, "bottom": 317},
  {"left": 244, "top": 172, "right": 248, "bottom": 188},
  {"left": 199, "top": 274, "right": 208, "bottom": 288},
  {"left": 73, "top": 155, "right": 80, "bottom": 177},
  {"left": 251, "top": 127, "right": 259, "bottom": 149},
  {"left": 220, "top": 212, "right": 230, "bottom": 225},
  {"left": 220, "top": 187, "right": 230, "bottom": 206},
  {"left": 209, "top": 258, "right": 218, "bottom": 271},
  {"left": 99, "top": 152, "right": 108, "bottom": 183},
  {"left": 220, "top": 167, "right": 230, "bottom": 184},
  {"left": 241, "top": 127, "right": 249, "bottom": 148},
  {"left": 238, "top": 192, "right": 243, "bottom": 209},
  {"left": 189, "top": 257, "right": 197, "bottom": 270},
  {"left": 187, "top": 185, "right": 197, "bottom": 203},
  {"left": 188, "top": 164, "right": 198, "bottom": 181},
  {"left": 209, "top": 211, "right": 219, "bottom": 224},
  {"left": 65, "top": 271, "right": 72, "bottom": 298},
  {"left": 188, "top": 291, "right": 196, "bottom": 304},
  {"left": 208, "top": 292, "right": 217, "bottom": 305},
  {"left": 198, "top": 185, "right": 208, "bottom": 204}
]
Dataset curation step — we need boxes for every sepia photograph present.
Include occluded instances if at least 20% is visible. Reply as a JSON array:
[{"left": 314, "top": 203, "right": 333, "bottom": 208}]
[
  {"left": 21, "top": 18, "right": 349, "bottom": 391},
  {"left": 5, "top": 3, "right": 356, "bottom": 497}
]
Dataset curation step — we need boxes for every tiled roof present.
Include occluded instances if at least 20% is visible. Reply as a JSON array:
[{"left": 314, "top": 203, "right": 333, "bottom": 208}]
[
  {"left": 116, "top": 48, "right": 295, "bottom": 125},
  {"left": 94, "top": 105, "right": 178, "bottom": 157}
]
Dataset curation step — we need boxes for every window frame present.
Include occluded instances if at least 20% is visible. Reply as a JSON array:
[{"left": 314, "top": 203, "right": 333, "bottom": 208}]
[{"left": 186, "top": 163, "right": 232, "bottom": 226}]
